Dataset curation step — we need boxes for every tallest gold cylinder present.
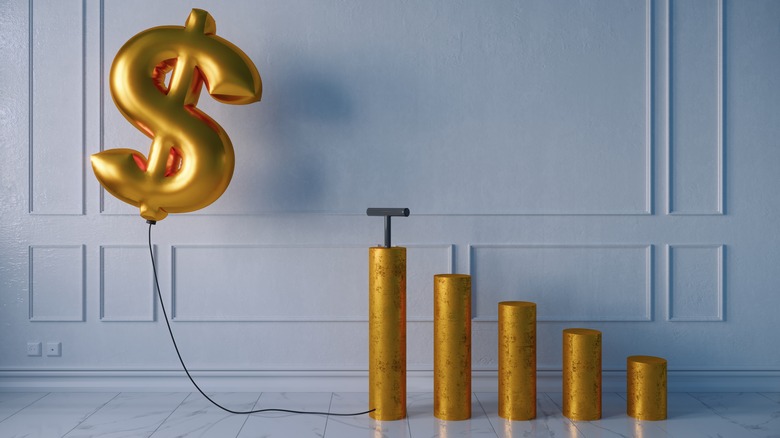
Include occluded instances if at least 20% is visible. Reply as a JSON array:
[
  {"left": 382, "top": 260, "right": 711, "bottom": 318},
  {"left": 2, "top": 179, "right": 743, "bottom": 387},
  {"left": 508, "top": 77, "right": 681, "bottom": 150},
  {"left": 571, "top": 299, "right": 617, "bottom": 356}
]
[
  {"left": 369, "top": 246, "right": 406, "bottom": 420},
  {"left": 434, "top": 274, "right": 471, "bottom": 420}
]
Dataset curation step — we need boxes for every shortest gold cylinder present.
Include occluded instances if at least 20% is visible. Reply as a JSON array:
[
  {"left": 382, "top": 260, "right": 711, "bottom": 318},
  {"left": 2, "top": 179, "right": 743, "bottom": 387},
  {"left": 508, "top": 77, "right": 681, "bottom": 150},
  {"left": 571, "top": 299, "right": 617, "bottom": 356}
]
[
  {"left": 627, "top": 356, "right": 667, "bottom": 421},
  {"left": 433, "top": 274, "right": 471, "bottom": 421},
  {"left": 498, "top": 301, "right": 536, "bottom": 421},
  {"left": 562, "top": 328, "right": 602, "bottom": 421}
]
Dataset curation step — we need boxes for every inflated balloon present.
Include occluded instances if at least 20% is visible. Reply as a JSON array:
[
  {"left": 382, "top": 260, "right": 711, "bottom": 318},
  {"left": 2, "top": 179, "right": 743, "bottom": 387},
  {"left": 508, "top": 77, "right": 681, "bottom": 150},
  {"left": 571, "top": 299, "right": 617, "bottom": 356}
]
[{"left": 91, "top": 9, "right": 262, "bottom": 221}]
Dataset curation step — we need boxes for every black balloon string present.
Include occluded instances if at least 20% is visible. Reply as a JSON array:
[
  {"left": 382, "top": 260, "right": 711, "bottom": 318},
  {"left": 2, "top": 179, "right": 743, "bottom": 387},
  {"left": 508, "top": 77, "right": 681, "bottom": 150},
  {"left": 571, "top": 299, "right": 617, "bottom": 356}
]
[{"left": 147, "top": 221, "right": 375, "bottom": 416}]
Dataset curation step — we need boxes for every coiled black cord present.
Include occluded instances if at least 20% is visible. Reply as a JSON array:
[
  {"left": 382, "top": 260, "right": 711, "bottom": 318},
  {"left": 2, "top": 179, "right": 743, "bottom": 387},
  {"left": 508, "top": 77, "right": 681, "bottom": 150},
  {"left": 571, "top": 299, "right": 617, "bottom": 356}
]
[{"left": 147, "top": 221, "right": 374, "bottom": 416}]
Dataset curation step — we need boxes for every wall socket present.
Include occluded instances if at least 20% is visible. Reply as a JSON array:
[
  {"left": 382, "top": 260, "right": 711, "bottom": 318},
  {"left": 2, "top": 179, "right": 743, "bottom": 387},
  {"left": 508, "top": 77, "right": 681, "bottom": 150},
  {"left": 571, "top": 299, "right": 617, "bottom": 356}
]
[
  {"left": 26, "top": 342, "right": 42, "bottom": 356},
  {"left": 46, "top": 342, "right": 62, "bottom": 357}
]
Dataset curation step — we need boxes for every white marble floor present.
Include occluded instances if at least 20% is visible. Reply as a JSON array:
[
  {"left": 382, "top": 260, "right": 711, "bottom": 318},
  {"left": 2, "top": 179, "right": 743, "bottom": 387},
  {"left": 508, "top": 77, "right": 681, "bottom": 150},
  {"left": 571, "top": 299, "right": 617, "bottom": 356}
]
[{"left": 1, "top": 391, "right": 779, "bottom": 437}]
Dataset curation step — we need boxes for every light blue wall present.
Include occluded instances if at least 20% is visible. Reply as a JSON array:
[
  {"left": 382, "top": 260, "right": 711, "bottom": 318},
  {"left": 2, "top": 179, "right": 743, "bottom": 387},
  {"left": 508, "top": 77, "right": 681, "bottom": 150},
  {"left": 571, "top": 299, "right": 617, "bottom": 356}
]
[{"left": 2, "top": 0, "right": 780, "bottom": 390}]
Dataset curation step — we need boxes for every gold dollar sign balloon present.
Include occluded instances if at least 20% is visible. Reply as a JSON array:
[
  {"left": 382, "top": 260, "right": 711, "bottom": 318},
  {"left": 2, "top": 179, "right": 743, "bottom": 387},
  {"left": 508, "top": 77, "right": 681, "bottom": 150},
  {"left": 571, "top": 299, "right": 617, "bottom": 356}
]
[{"left": 91, "top": 9, "right": 262, "bottom": 221}]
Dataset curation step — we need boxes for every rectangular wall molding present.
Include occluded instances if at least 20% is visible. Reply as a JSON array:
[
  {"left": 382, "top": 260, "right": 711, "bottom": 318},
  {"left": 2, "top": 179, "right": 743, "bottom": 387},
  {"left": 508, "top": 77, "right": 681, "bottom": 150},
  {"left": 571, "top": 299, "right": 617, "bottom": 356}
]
[
  {"left": 29, "top": 0, "right": 85, "bottom": 215},
  {"left": 2, "top": 370, "right": 778, "bottom": 393},
  {"left": 470, "top": 245, "right": 652, "bottom": 322},
  {"left": 100, "top": 246, "right": 155, "bottom": 322},
  {"left": 99, "top": 0, "right": 652, "bottom": 216},
  {"left": 667, "top": 0, "right": 725, "bottom": 215},
  {"left": 29, "top": 245, "right": 85, "bottom": 322},
  {"left": 171, "top": 244, "right": 453, "bottom": 322},
  {"left": 666, "top": 244, "right": 724, "bottom": 321}
]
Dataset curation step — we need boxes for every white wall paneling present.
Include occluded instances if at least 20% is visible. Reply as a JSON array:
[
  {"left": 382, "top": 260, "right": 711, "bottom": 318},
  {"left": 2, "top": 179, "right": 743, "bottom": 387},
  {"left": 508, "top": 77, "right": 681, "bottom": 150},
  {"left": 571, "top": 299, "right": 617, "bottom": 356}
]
[
  {"left": 667, "top": 0, "right": 724, "bottom": 214},
  {"left": 4, "top": 0, "right": 780, "bottom": 391},
  {"left": 470, "top": 245, "right": 652, "bottom": 322},
  {"left": 666, "top": 244, "right": 724, "bottom": 321},
  {"left": 171, "top": 244, "right": 452, "bottom": 321},
  {"left": 28, "top": 245, "right": 85, "bottom": 321},
  {"left": 100, "top": 245, "right": 155, "bottom": 322},
  {"left": 29, "top": 0, "right": 85, "bottom": 215}
]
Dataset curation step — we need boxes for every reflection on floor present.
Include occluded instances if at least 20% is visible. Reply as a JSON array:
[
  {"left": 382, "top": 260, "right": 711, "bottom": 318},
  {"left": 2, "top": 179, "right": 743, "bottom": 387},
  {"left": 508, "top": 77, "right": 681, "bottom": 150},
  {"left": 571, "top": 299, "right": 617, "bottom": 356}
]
[{"left": 0, "top": 391, "right": 779, "bottom": 437}]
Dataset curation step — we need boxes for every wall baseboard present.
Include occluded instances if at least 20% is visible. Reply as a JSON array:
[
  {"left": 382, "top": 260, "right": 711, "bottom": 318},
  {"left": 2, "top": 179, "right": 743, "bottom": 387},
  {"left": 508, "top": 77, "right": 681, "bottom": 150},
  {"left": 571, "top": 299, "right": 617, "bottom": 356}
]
[{"left": 1, "top": 370, "right": 779, "bottom": 393}]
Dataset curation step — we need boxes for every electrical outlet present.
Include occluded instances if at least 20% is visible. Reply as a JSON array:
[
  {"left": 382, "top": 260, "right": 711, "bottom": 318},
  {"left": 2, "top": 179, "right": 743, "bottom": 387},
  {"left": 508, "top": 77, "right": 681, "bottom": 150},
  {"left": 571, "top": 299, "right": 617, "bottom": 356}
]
[
  {"left": 26, "top": 342, "right": 42, "bottom": 356},
  {"left": 46, "top": 342, "right": 61, "bottom": 357}
]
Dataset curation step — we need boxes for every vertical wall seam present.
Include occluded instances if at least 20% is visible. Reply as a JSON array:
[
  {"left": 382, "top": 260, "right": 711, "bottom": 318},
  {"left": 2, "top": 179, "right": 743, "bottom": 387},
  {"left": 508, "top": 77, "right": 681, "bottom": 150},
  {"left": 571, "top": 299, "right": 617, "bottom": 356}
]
[
  {"left": 98, "top": 0, "right": 105, "bottom": 214},
  {"left": 27, "top": 0, "right": 34, "bottom": 214},
  {"left": 716, "top": 0, "right": 725, "bottom": 214},
  {"left": 665, "top": 0, "right": 674, "bottom": 215},
  {"left": 80, "top": 0, "right": 87, "bottom": 215},
  {"left": 666, "top": 0, "right": 724, "bottom": 215},
  {"left": 646, "top": 0, "right": 654, "bottom": 215}
]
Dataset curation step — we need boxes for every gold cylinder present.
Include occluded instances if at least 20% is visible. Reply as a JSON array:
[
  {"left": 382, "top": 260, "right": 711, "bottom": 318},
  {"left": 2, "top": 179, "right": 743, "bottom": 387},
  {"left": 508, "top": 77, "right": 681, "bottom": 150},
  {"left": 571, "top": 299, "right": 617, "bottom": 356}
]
[
  {"left": 433, "top": 274, "right": 471, "bottom": 421},
  {"left": 498, "top": 301, "right": 536, "bottom": 420},
  {"left": 562, "top": 328, "right": 602, "bottom": 421},
  {"left": 368, "top": 246, "right": 406, "bottom": 421},
  {"left": 627, "top": 355, "right": 667, "bottom": 421}
]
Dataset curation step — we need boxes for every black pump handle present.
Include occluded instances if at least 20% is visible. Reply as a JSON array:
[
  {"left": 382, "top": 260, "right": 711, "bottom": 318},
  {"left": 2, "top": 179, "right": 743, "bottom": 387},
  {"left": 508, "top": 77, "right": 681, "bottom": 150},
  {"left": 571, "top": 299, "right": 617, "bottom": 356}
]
[{"left": 366, "top": 208, "right": 410, "bottom": 247}]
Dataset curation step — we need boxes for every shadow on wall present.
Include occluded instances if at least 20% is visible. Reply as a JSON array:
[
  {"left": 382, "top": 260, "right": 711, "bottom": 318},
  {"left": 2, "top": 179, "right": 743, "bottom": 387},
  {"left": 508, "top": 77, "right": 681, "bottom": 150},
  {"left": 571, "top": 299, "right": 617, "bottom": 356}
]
[
  {"left": 228, "top": 45, "right": 426, "bottom": 214},
  {"left": 238, "top": 63, "right": 354, "bottom": 213}
]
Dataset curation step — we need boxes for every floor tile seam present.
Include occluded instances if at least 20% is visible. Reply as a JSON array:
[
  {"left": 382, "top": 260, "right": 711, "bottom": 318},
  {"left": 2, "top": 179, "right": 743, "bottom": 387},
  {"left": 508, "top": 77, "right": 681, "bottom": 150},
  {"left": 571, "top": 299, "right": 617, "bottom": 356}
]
[
  {"left": 235, "top": 392, "right": 263, "bottom": 437},
  {"left": 534, "top": 391, "right": 556, "bottom": 437},
  {"left": 0, "top": 392, "right": 49, "bottom": 424},
  {"left": 322, "top": 392, "right": 334, "bottom": 438},
  {"left": 541, "top": 392, "right": 586, "bottom": 438},
  {"left": 586, "top": 418, "right": 631, "bottom": 438},
  {"left": 757, "top": 392, "right": 779, "bottom": 403},
  {"left": 60, "top": 392, "right": 121, "bottom": 438},
  {"left": 473, "top": 392, "right": 500, "bottom": 438},
  {"left": 688, "top": 392, "right": 780, "bottom": 438},
  {"left": 405, "top": 393, "right": 412, "bottom": 438},
  {"left": 715, "top": 392, "right": 780, "bottom": 430},
  {"left": 146, "top": 392, "right": 191, "bottom": 437}
]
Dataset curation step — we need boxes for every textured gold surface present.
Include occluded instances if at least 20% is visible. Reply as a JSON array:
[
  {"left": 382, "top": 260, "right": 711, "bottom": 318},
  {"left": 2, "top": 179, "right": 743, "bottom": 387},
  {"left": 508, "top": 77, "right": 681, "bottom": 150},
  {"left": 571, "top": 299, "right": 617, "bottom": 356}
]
[
  {"left": 498, "top": 301, "right": 536, "bottom": 420},
  {"left": 627, "top": 355, "right": 667, "bottom": 421},
  {"left": 368, "top": 247, "right": 407, "bottom": 420},
  {"left": 92, "top": 9, "right": 262, "bottom": 221},
  {"left": 433, "top": 274, "right": 472, "bottom": 420},
  {"left": 562, "top": 328, "right": 602, "bottom": 421}
]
